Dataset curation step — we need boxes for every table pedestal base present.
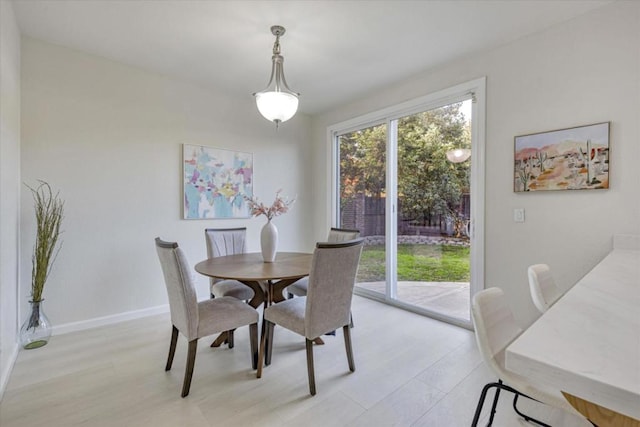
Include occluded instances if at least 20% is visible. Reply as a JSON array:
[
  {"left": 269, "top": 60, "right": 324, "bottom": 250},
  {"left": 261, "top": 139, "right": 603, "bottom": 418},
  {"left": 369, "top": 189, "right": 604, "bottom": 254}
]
[
  {"left": 210, "top": 332, "right": 228, "bottom": 348},
  {"left": 209, "top": 277, "right": 325, "bottom": 347}
]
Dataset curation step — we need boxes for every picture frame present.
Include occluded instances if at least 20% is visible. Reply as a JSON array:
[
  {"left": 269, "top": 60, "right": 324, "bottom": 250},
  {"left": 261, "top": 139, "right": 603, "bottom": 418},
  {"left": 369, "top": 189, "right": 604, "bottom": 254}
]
[
  {"left": 514, "top": 122, "right": 610, "bottom": 192},
  {"left": 183, "top": 144, "right": 253, "bottom": 219}
]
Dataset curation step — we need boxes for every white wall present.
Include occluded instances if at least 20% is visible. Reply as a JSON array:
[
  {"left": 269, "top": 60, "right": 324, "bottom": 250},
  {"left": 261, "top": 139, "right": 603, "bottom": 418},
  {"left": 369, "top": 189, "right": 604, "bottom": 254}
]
[
  {"left": 21, "top": 38, "right": 313, "bottom": 329},
  {"left": 311, "top": 1, "right": 640, "bottom": 327},
  {"left": 0, "top": 0, "right": 21, "bottom": 396},
  {"left": 13, "top": 0, "right": 640, "bottom": 344}
]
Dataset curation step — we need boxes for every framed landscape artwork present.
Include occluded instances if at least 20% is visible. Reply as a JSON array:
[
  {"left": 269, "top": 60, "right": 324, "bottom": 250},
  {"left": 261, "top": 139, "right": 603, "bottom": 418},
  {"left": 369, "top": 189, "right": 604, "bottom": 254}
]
[
  {"left": 514, "top": 122, "right": 610, "bottom": 192},
  {"left": 183, "top": 144, "right": 253, "bottom": 219}
]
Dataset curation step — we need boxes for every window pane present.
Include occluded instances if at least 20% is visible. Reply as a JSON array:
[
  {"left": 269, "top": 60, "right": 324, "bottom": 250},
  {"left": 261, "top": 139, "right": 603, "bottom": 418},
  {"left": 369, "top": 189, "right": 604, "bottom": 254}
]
[{"left": 337, "top": 124, "right": 386, "bottom": 293}]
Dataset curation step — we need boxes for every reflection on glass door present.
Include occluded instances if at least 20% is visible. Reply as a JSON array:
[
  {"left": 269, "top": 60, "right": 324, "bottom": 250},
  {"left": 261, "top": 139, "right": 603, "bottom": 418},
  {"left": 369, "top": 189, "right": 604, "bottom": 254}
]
[{"left": 337, "top": 123, "right": 387, "bottom": 297}]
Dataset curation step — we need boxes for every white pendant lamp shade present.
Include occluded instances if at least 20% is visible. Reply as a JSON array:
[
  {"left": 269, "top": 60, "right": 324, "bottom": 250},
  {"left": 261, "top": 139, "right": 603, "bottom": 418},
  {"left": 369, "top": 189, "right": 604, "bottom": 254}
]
[
  {"left": 255, "top": 91, "right": 299, "bottom": 124},
  {"left": 254, "top": 25, "right": 299, "bottom": 128}
]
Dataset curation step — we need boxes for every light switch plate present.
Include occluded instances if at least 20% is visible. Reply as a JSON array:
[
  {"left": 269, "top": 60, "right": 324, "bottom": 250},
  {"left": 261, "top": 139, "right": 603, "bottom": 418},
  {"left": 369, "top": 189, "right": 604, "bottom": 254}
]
[{"left": 514, "top": 208, "right": 525, "bottom": 223}]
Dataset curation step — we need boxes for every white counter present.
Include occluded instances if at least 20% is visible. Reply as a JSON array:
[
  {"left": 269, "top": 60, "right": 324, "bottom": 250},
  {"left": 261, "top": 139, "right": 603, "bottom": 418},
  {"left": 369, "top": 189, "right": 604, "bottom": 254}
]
[{"left": 506, "top": 249, "right": 640, "bottom": 420}]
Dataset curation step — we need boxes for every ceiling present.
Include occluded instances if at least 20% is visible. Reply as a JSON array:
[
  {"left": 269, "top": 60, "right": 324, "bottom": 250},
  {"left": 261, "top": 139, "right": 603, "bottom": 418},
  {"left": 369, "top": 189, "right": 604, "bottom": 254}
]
[{"left": 12, "top": 0, "right": 612, "bottom": 115}]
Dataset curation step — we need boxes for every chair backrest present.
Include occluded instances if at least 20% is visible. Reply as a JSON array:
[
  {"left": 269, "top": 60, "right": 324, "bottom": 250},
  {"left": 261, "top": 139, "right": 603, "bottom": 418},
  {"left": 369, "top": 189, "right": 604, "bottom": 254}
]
[
  {"left": 473, "top": 287, "right": 587, "bottom": 418},
  {"left": 155, "top": 238, "right": 198, "bottom": 340},
  {"left": 205, "top": 228, "right": 246, "bottom": 285},
  {"left": 527, "top": 264, "right": 561, "bottom": 314},
  {"left": 327, "top": 227, "right": 360, "bottom": 242},
  {"left": 305, "top": 238, "right": 364, "bottom": 339},
  {"left": 205, "top": 227, "right": 246, "bottom": 257},
  {"left": 471, "top": 287, "right": 523, "bottom": 379}
]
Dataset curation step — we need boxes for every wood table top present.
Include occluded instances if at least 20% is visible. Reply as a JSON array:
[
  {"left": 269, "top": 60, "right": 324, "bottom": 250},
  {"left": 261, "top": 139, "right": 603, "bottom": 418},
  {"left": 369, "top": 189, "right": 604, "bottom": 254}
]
[{"left": 195, "top": 252, "right": 313, "bottom": 282}]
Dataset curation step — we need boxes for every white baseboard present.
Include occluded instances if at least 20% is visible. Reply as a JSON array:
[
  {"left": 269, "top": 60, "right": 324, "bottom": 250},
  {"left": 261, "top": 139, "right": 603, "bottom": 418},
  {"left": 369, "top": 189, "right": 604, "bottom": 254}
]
[
  {"left": 52, "top": 304, "right": 170, "bottom": 336},
  {"left": 0, "top": 343, "right": 19, "bottom": 401}
]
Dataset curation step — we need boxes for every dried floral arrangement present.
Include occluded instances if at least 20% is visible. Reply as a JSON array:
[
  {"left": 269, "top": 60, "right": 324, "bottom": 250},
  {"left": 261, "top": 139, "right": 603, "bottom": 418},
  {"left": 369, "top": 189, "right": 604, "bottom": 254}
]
[{"left": 244, "top": 189, "right": 295, "bottom": 221}]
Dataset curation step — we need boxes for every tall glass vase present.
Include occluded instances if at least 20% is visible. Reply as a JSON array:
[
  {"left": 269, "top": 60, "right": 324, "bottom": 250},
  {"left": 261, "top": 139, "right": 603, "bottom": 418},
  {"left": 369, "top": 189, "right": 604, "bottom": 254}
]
[
  {"left": 20, "top": 300, "right": 52, "bottom": 349},
  {"left": 261, "top": 219, "right": 278, "bottom": 263}
]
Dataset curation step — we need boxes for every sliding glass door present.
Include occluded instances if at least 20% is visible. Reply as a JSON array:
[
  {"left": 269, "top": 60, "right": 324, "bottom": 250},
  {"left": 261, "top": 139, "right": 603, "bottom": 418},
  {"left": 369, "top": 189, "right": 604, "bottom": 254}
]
[
  {"left": 333, "top": 80, "right": 484, "bottom": 328},
  {"left": 392, "top": 101, "right": 472, "bottom": 322}
]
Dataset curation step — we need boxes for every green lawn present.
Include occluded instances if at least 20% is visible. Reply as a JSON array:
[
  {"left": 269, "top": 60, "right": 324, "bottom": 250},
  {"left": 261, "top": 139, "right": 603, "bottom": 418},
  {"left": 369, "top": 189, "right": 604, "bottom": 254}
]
[{"left": 357, "top": 244, "right": 470, "bottom": 282}]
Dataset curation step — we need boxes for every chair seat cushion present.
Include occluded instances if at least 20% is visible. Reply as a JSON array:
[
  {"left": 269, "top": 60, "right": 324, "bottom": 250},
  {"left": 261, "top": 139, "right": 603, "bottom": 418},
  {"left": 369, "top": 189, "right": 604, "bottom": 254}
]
[
  {"left": 212, "top": 280, "right": 254, "bottom": 301},
  {"left": 264, "top": 297, "right": 306, "bottom": 337},
  {"left": 197, "top": 297, "right": 258, "bottom": 338},
  {"left": 287, "top": 277, "right": 309, "bottom": 297}
]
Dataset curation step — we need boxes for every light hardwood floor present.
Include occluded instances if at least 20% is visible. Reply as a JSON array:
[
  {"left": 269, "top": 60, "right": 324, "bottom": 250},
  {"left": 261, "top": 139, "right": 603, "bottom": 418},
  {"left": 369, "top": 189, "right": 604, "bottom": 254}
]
[{"left": 1, "top": 296, "right": 590, "bottom": 427}]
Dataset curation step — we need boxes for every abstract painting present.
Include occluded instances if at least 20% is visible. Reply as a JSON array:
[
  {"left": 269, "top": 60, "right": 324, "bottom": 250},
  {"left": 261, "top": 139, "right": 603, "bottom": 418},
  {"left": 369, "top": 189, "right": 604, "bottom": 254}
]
[
  {"left": 183, "top": 144, "right": 253, "bottom": 219},
  {"left": 514, "top": 122, "right": 610, "bottom": 192}
]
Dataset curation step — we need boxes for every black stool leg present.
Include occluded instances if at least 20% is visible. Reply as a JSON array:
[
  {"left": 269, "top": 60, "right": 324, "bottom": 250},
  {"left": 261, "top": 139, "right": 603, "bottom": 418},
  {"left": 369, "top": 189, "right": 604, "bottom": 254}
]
[
  {"left": 471, "top": 382, "right": 498, "bottom": 426},
  {"left": 487, "top": 380, "right": 502, "bottom": 425},
  {"left": 471, "top": 380, "right": 554, "bottom": 427},
  {"left": 512, "top": 393, "right": 552, "bottom": 427}
]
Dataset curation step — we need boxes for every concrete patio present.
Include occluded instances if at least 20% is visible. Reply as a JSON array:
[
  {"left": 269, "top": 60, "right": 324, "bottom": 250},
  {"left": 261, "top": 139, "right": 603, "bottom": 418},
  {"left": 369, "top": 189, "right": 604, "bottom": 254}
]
[{"left": 356, "top": 281, "right": 470, "bottom": 322}]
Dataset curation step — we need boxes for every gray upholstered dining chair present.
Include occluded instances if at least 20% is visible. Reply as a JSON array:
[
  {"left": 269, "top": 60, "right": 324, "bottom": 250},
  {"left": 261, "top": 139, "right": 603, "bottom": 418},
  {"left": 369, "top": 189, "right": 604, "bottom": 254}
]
[
  {"left": 256, "top": 238, "right": 364, "bottom": 396},
  {"left": 527, "top": 264, "right": 562, "bottom": 315},
  {"left": 155, "top": 238, "right": 259, "bottom": 397},
  {"left": 287, "top": 227, "right": 360, "bottom": 298},
  {"left": 205, "top": 228, "right": 255, "bottom": 302},
  {"left": 471, "top": 287, "right": 587, "bottom": 426}
]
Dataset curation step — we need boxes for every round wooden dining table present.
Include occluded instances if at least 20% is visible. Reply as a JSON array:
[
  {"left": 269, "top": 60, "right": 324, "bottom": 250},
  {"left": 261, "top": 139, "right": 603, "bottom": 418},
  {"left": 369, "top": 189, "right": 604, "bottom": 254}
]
[
  {"left": 195, "top": 251, "right": 313, "bottom": 307},
  {"left": 195, "top": 252, "right": 314, "bottom": 347}
]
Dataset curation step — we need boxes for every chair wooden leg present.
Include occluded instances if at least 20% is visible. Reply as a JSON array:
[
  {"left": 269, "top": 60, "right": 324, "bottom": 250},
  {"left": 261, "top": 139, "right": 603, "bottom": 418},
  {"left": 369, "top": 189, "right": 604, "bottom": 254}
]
[
  {"left": 165, "top": 325, "right": 179, "bottom": 371},
  {"left": 181, "top": 339, "right": 198, "bottom": 398},
  {"left": 227, "top": 329, "right": 234, "bottom": 349},
  {"left": 305, "top": 339, "right": 316, "bottom": 396},
  {"left": 265, "top": 321, "right": 275, "bottom": 366},
  {"left": 343, "top": 325, "right": 355, "bottom": 372},
  {"left": 249, "top": 323, "right": 258, "bottom": 370},
  {"left": 257, "top": 321, "right": 269, "bottom": 378}
]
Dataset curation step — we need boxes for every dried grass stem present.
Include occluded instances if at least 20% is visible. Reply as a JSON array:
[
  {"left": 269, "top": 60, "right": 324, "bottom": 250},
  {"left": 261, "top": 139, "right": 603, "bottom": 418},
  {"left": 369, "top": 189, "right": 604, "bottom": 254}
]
[{"left": 27, "top": 181, "right": 64, "bottom": 302}]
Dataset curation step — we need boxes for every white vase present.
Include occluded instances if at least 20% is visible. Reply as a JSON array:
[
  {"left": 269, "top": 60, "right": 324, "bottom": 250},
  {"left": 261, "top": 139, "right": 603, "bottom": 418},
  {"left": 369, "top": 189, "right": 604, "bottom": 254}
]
[{"left": 261, "top": 220, "right": 278, "bottom": 263}]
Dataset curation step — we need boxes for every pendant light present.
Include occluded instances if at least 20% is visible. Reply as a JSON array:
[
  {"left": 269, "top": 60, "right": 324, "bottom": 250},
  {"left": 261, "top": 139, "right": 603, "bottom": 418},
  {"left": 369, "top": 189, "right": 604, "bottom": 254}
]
[{"left": 253, "top": 25, "right": 299, "bottom": 128}]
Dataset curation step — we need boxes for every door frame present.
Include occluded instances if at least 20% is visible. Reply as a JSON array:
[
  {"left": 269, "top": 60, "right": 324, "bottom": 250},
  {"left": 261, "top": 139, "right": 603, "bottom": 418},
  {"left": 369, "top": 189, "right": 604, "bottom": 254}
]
[{"left": 328, "top": 77, "right": 486, "bottom": 329}]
